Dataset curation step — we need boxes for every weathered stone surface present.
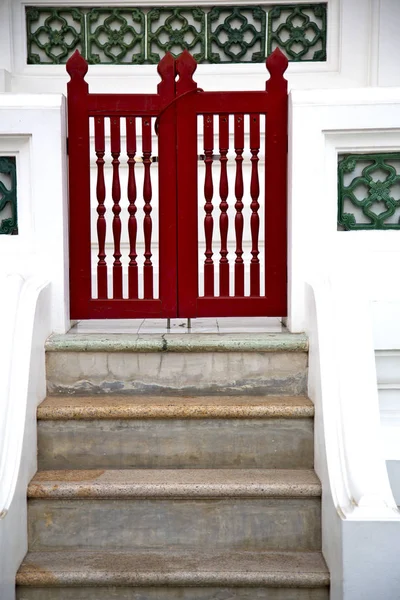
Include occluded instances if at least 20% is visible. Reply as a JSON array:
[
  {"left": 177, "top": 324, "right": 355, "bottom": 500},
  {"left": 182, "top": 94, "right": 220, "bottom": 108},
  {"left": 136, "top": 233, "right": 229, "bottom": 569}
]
[
  {"left": 38, "top": 395, "right": 315, "bottom": 420},
  {"left": 17, "top": 585, "right": 330, "bottom": 599},
  {"left": 46, "top": 350, "right": 308, "bottom": 396},
  {"left": 17, "top": 549, "right": 329, "bottom": 589},
  {"left": 28, "top": 495, "right": 321, "bottom": 552},
  {"left": 46, "top": 332, "right": 309, "bottom": 353},
  {"left": 28, "top": 469, "right": 321, "bottom": 499},
  {"left": 38, "top": 417, "right": 314, "bottom": 470}
]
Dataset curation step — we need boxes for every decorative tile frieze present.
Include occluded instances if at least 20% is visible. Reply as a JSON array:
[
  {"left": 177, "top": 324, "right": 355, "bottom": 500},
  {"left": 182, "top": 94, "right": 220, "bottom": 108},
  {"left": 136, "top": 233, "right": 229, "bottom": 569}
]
[
  {"left": 268, "top": 4, "right": 327, "bottom": 61},
  {"left": 207, "top": 6, "right": 266, "bottom": 63},
  {"left": 26, "top": 7, "right": 85, "bottom": 64},
  {"left": 26, "top": 4, "right": 327, "bottom": 65},
  {"left": 338, "top": 153, "right": 400, "bottom": 230},
  {"left": 87, "top": 9, "right": 145, "bottom": 64},
  {"left": 0, "top": 157, "right": 18, "bottom": 236}
]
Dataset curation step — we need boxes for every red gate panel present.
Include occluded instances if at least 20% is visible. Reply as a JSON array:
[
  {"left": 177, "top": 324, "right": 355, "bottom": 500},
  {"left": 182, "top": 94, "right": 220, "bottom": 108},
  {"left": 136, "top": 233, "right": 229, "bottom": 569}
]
[
  {"left": 67, "top": 51, "right": 178, "bottom": 320},
  {"left": 175, "top": 50, "right": 288, "bottom": 318},
  {"left": 66, "top": 49, "right": 288, "bottom": 320}
]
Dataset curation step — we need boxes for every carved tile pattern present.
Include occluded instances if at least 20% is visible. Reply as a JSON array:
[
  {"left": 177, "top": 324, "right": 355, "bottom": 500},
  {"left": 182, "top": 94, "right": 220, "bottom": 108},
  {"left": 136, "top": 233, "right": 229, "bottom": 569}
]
[
  {"left": 26, "top": 5, "right": 327, "bottom": 64},
  {"left": 26, "top": 7, "right": 84, "bottom": 64},
  {"left": 208, "top": 6, "right": 266, "bottom": 63},
  {"left": 0, "top": 157, "right": 18, "bottom": 236},
  {"left": 338, "top": 153, "right": 400, "bottom": 230},
  {"left": 87, "top": 9, "right": 145, "bottom": 64},
  {"left": 268, "top": 4, "right": 327, "bottom": 61},
  {"left": 147, "top": 8, "right": 205, "bottom": 63}
]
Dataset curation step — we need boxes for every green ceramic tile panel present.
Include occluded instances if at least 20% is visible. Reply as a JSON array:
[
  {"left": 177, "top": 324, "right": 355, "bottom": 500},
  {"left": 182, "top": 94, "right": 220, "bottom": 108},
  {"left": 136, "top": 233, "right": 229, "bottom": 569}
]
[
  {"left": 26, "top": 5, "right": 328, "bottom": 64},
  {"left": 0, "top": 157, "right": 17, "bottom": 236},
  {"left": 26, "top": 6, "right": 85, "bottom": 64},
  {"left": 87, "top": 8, "right": 145, "bottom": 64},
  {"left": 338, "top": 153, "right": 400, "bottom": 230},
  {"left": 207, "top": 6, "right": 266, "bottom": 63},
  {"left": 147, "top": 7, "right": 206, "bottom": 63},
  {"left": 268, "top": 4, "right": 327, "bottom": 61}
]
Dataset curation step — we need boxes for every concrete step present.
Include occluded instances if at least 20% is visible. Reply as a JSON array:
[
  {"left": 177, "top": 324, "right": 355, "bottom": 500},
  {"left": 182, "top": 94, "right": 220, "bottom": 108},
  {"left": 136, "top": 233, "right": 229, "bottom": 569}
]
[
  {"left": 27, "top": 469, "right": 321, "bottom": 553},
  {"left": 45, "top": 332, "right": 308, "bottom": 396},
  {"left": 37, "top": 396, "right": 314, "bottom": 469},
  {"left": 17, "top": 549, "right": 330, "bottom": 600}
]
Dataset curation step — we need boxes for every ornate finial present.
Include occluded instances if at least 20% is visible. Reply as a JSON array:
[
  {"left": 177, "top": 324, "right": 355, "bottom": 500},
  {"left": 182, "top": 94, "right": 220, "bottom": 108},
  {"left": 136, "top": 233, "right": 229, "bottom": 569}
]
[
  {"left": 66, "top": 50, "right": 88, "bottom": 81},
  {"left": 176, "top": 50, "right": 198, "bottom": 94},
  {"left": 266, "top": 47, "right": 288, "bottom": 91},
  {"left": 157, "top": 52, "right": 175, "bottom": 95}
]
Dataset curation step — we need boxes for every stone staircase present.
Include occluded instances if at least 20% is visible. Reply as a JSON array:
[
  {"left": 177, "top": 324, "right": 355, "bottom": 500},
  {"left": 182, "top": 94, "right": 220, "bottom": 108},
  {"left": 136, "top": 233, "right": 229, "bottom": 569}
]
[{"left": 16, "top": 332, "right": 330, "bottom": 599}]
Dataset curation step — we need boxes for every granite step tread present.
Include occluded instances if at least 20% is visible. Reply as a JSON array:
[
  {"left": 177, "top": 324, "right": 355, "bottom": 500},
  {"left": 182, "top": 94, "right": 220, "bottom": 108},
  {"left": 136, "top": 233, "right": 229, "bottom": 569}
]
[
  {"left": 17, "top": 550, "right": 329, "bottom": 588},
  {"left": 38, "top": 395, "right": 314, "bottom": 420},
  {"left": 28, "top": 469, "right": 321, "bottom": 499},
  {"left": 45, "top": 332, "right": 309, "bottom": 354}
]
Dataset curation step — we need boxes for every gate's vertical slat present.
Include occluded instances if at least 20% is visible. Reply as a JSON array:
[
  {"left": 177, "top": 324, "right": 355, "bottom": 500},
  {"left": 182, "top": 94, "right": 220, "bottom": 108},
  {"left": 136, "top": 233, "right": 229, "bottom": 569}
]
[
  {"left": 219, "top": 115, "right": 229, "bottom": 297},
  {"left": 142, "top": 117, "right": 153, "bottom": 299},
  {"left": 250, "top": 114, "right": 260, "bottom": 297},
  {"left": 67, "top": 51, "right": 91, "bottom": 318},
  {"left": 234, "top": 114, "right": 245, "bottom": 297},
  {"left": 176, "top": 50, "right": 199, "bottom": 316},
  {"left": 126, "top": 117, "right": 138, "bottom": 299},
  {"left": 157, "top": 53, "right": 178, "bottom": 315},
  {"left": 265, "top": 49, "right": 288, "bottom": 314},
  {"left": 110, "top": 117, "right": 123, "bottom": 299},
  {"left": 203, "top": 115, "right": 214, "bottom": 297},
  {"left": 94, "top": 116, "right": 107, "bottom": 299}
]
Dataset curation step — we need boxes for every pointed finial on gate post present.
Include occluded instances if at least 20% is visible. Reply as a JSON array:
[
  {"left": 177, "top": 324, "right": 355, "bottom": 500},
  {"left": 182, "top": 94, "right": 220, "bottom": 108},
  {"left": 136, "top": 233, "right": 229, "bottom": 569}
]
[
  {"left": 66, "top": 49, "right": 88, "bottom": 82},
  {"left": 266, "top": 48, "right": 288, "bottom": 94},
  {"left": 157, "top": 52, "right": 176, "bottom": 97},
  {"left": 176, "top": 49, "right": 198, "bottom": 95}
]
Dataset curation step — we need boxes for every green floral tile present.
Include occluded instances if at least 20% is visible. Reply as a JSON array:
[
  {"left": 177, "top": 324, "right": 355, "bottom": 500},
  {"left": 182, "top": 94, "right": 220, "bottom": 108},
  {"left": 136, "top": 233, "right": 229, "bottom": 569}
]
[
  {"left": 0, "top": 157, "right": 17, "bottom": 235},
  {"left": 26, "top": 6, "right": 85, "bottom": 64},
  {"left": 268, "top": 4, "right": 327, "bottom": 62},
  {"left": 87, "top": 8, "right": 145, "bottom": 64},
  {"left": 207, "top": 6, "right": 266, "bottom": 63},
  {"left": 338, "top": 153, "right": 400, "bottom": 230},
  {"left": 147, "top": 7, "right": 205, "bottom": 63}
]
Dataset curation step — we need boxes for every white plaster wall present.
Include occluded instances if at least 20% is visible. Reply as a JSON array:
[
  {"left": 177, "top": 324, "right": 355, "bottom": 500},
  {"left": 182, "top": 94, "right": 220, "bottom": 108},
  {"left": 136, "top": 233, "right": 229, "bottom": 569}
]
[
  {"left": 0, "top": 96, "right": 69, "bottom": 333},
  {"left": 0, "top": 0, "right": 396, "bottom": 94}
]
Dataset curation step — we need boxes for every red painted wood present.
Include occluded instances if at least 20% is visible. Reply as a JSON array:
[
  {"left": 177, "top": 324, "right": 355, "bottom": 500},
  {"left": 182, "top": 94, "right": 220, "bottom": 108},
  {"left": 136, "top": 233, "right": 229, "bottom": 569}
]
[
  {"left": 126, "top": 116, "right": 138, "bottom": 299},
  {"left": 265, "top": 48, "right": 288, "bottom": 316},
  {"left": 67, "top": 48, "right": 288, "bottom": 320},
  {"left": 157, "top": 53, "right": 178, "bottom": 315},
  {"left": 234, "top": 114, "right": 245, "bottom": 297},
  {"left": 142, "top": 116, "right": 153, "bottom": 300},
  {"left": 250, "top": 114, "right": 260, "bottom": 297},
  {"left": 110, "top": 116, "right": 123, "bottom": 299},
  {"left": 67, "top": 51, "right": 91, "bottom": 319},
  {"left": 176, "top": 51, "right": 199, "bottom": 316},
  {"left": 203, "top": 114, "right": 214, "bottom": 297},
  {"left": 94, "top": 116, "right": 107, "bottom": 299},
  {"left": 218, "top": 115, "right": 229, "bottom": 297}
]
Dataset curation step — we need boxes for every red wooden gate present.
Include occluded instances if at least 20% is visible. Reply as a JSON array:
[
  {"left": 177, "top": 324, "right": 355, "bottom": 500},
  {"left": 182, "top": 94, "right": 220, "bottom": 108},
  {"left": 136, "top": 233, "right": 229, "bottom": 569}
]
[{"left": 66, "top": 49, "right": 288, "bottom": 320}]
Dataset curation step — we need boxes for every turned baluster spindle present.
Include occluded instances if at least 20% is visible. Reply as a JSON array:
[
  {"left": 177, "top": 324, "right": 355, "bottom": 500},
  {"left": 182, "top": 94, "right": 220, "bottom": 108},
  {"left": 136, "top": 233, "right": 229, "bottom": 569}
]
[
  {"left": 234, "top": 114, "right": 245, "bottom": 296},
  {"left": 250, "top": 114, "right": 260, "bottom": 296},
  {"left": 203, "top": 114, "right": 214, "bottom": 297},
  {"left": 94, "top": 116, "right": 107, "bottom": 299},
  {"left": 126, "top": 117, "right": 138, "bottom": 299},
  {"left": 142, "top": 117, "right": 153, "bottom": 299},
  {"left": 218, "top": 115, "right": 229, "bottom": 297},
  {"left": 110, "top": 117, "right": 123, "bottom": 299}
]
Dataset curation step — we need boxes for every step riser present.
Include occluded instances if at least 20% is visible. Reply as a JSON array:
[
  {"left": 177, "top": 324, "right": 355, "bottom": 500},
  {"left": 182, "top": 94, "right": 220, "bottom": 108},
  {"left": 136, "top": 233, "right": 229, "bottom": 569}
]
[
  {"left": 38, "top": 418, "right": 314, "bottom": 470},
  {"left": 46, "top": 351, "right": 308, "bottom": 396},
  {"left": 28, "top": 498, "right": 321, "bottom": 553},
  {"left": 17, "top": 586, "right": 330, "bottom": 600}
]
